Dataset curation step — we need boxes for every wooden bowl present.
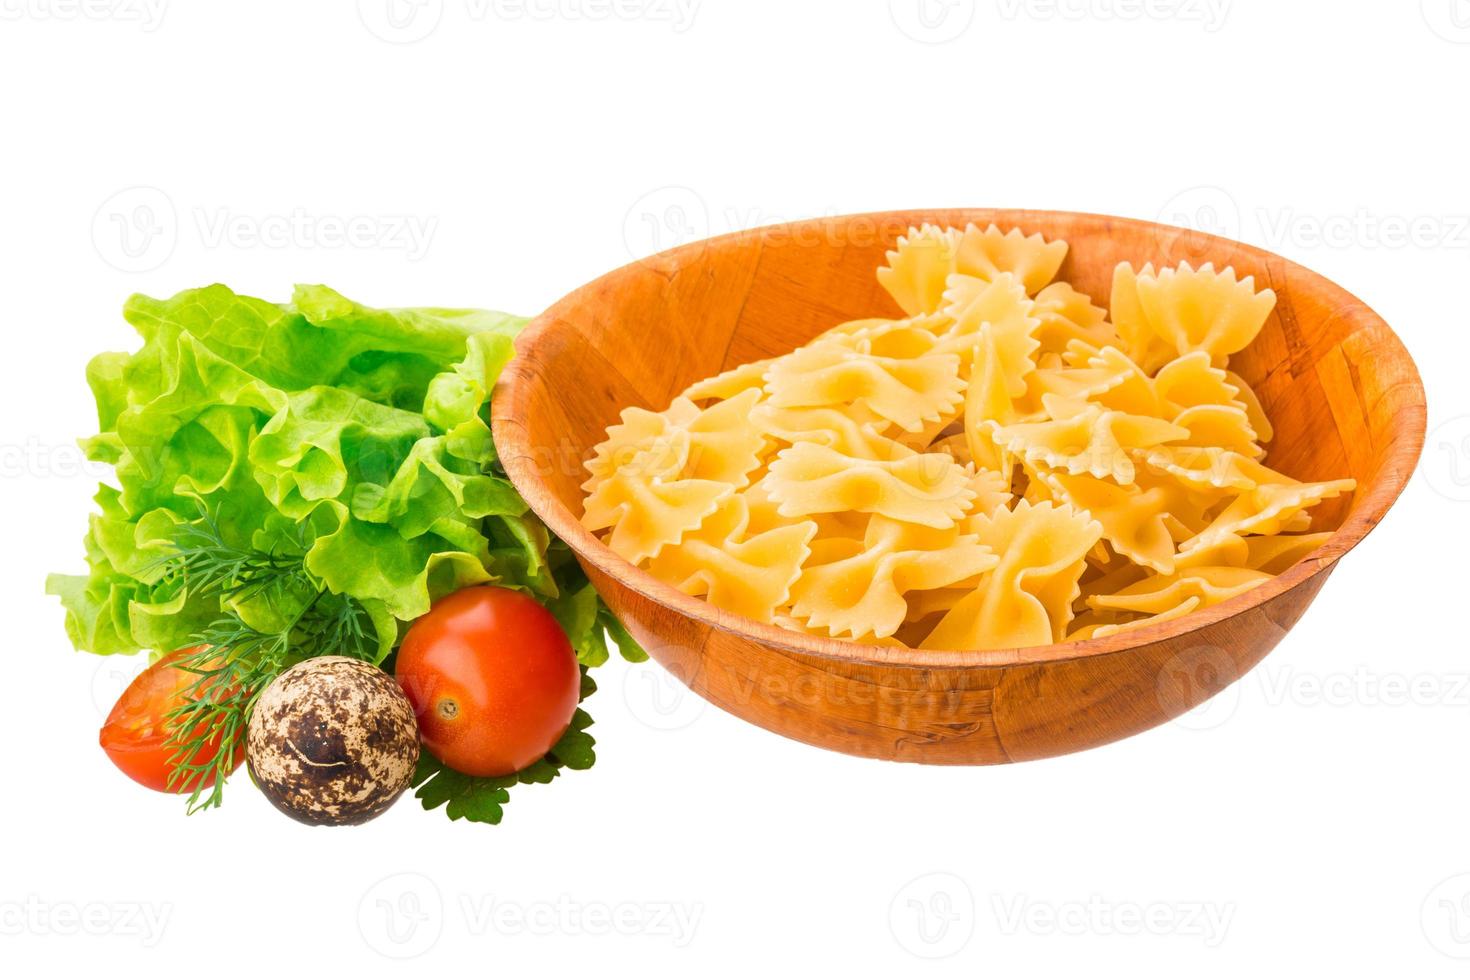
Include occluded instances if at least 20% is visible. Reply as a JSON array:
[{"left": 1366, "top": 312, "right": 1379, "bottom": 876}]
[{"left": 492, "top": 209, "right": 1425, "bottom": 764}]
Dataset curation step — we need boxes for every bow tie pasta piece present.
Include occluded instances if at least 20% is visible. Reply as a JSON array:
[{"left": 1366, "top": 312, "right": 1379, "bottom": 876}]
[
  {"left": 903, "top": 585, "right": 980, "bottom": 624},
  {"left": 1128, "top": 466, "right": 1224, "bottom": 541},
  {"left": 1030, "top": 466, "right": 1179, "bottom": 574},
  {"left": 1020, "top": 346, "right": 1161, "bottom": 419},
  {"left": 766, "top": 443, "right": 976, "bottom": 530},
  {"left": 763, "top": 331, "right": 964, "bottom": 434},
  {"left": 1171, "top": 403, "right": 1263, "bottom": 458},
  {"left": 736, "top": 475, "right": 789, "bottom": 536},
  {"left": 935, "top": 273, "right": 1040, "bottom": 376},
  {"left": 1089, "top": 596, "right": 1203, "bottom": 639},
  {"left": 1060, "top": 337, "right": 1106, "bottom": 369},
  {"left": 581, "top": 447, "right": 734, "bottom": 564},
  {"left": 944, "top": 274, "right": 1041, "bottom": 469},
  {"left": 951, "top": 223, "right": 1069, "bottom": 296},
  {"left": 1080, "top": 347, "right": 1167, "bottom": 417},
  {"left": 876, "top": 224, "right": 958, "bottom": 316},
  {"left": 582, "top": 405, "right": 690, "bottom": 493},
  {"left": 1171, "top": 530, "right": 1334, "bottom": 576},
  {"left": 894, "top": 412, "right": 969, "bottom": 455},
  {"left": 1032, "top": 282, "right": 1117, "bottom": 357},
  {"left": 810, "top": 508, "right": 874, "bottom": 543},
  {"left": 752, "top": 403, "right": 902, "bottom": 460},
  {"left": 816, "top": 317, "right": 904, "bottom": 341},
  {"left": 964, "top": 465, "right": 1015, "bottom": 519},
  {"left": 788, "top": 516, "right": 999, "bottom": 639},
  {"left": 1180, "top": 477, "right": 1356, "bottom": 554},
  {"left": 1076, "top": 552, "right": 1150, "bottom": 613},
  {"left": 583, "top": 387, "right": 766, "bottom": 492},
  {"left": 1152, "top": 351, "right": 1244, "bottom": 419},
  {"left": 771, "top": 615, "right": 912, "bottom": 648},
  {"left": 679, "top": 358, "right": 773, "bottom": 405},
  {"left": 1111, "top": 263, "right": 1177, "bottom": 373},
  {"left": 1240, "top": 531, "right": 1334, "bottom": 574},
  {"left": 986, "top": 395, "right": 1190, "bottom": 485},
  {"left": 1138, "top": 444, "right": 1279, "bottom": 492},
  {"left": 923, "top": 500, "right": 1102, "bottom": 650},
  {"left": 1087, "top": 565, "right": 1272, "bottom": 620},
  {"left": 670, "top": 388, "right": 768, "bottom": 485},
  {"left": 962, "top": 331, "right": 1034, "bottom": 473},
  {"left": 1140, "top": 446, "right": 1287, "bottom": 493},
  {"left": 645, "top": 494, "right": 817, "bottom": 624},
  {"left": 876, "top": 223, "right": 1069, "bottom": 315},
  {"left": 1065, "top": 606, "right": 1133, "bottom": 641},
  {"left": 1224, "top": 369, "right": 1275, "bottom": 443},
  {"left": 817, "top": 312, "right": 954, "bottom": 345},
  {"left": 1116, "top": 261, "right": 1278, "bottom": 368}
]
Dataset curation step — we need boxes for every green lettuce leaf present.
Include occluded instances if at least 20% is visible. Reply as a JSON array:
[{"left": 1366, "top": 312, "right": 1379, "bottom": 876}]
[{"left": 48, "top": 284, "right": 606, "bottom": 659}]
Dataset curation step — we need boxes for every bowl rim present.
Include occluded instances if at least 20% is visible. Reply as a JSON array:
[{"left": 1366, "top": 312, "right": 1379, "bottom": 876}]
[{"left": 492, "top": 207, "right": 1427, "bottom": 670}]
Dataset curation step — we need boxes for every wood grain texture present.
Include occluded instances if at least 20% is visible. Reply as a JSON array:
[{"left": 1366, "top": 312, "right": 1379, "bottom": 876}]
[{"left": 492, "top": 209, "right": 1426, "bottom": 764}]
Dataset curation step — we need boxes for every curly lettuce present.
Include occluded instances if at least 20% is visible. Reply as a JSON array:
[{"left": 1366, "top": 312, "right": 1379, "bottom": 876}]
[{"left": 47, "top": 284, "right": 619, "bottom": 666}]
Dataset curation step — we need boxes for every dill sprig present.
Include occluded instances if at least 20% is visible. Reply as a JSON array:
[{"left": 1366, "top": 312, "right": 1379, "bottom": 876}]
[{"left": 156, "top": 506, "right": 378, "bottom": 814}]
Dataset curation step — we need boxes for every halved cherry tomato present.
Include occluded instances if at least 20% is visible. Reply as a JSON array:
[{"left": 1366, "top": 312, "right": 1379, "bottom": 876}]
[
  {"left": 99, "top": 646, "right": 244, "bottom": 793},
  {"left": 395, "top": 586, "right": 580, "bottom": 777}
]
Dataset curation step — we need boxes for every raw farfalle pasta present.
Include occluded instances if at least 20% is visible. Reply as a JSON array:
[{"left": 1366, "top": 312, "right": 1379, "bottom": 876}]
[{"left": 580, "top": 223, "right": 1357, "bottom": 650}]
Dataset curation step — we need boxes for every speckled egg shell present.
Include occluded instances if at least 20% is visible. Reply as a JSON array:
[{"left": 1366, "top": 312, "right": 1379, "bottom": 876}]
[{"left": 246, "top": 656, "right": 420, "bottom": 826}]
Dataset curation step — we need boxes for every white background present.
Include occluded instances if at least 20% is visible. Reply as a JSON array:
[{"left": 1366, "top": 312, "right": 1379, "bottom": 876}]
[{"left": 2, "top": 1, "right": 1467, "bottom": 976}]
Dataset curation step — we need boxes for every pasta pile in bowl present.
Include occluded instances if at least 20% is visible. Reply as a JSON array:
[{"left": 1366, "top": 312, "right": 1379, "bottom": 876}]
[{"left": 579, "top": 224, "right": 1356, "bottom": 651}]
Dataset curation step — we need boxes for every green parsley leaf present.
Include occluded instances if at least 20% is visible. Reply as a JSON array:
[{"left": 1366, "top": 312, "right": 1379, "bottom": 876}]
[{"left": 412, "top": 666, "right": 599, "bottom": 825}]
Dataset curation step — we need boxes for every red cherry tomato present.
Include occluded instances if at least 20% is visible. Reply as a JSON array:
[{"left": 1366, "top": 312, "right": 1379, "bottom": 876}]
[
  {"left": 395, "top": 586, "right": 580, "bottom": 777},
  {"left": 98, "top": 646, "right": 244, "bottom": 793}
]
